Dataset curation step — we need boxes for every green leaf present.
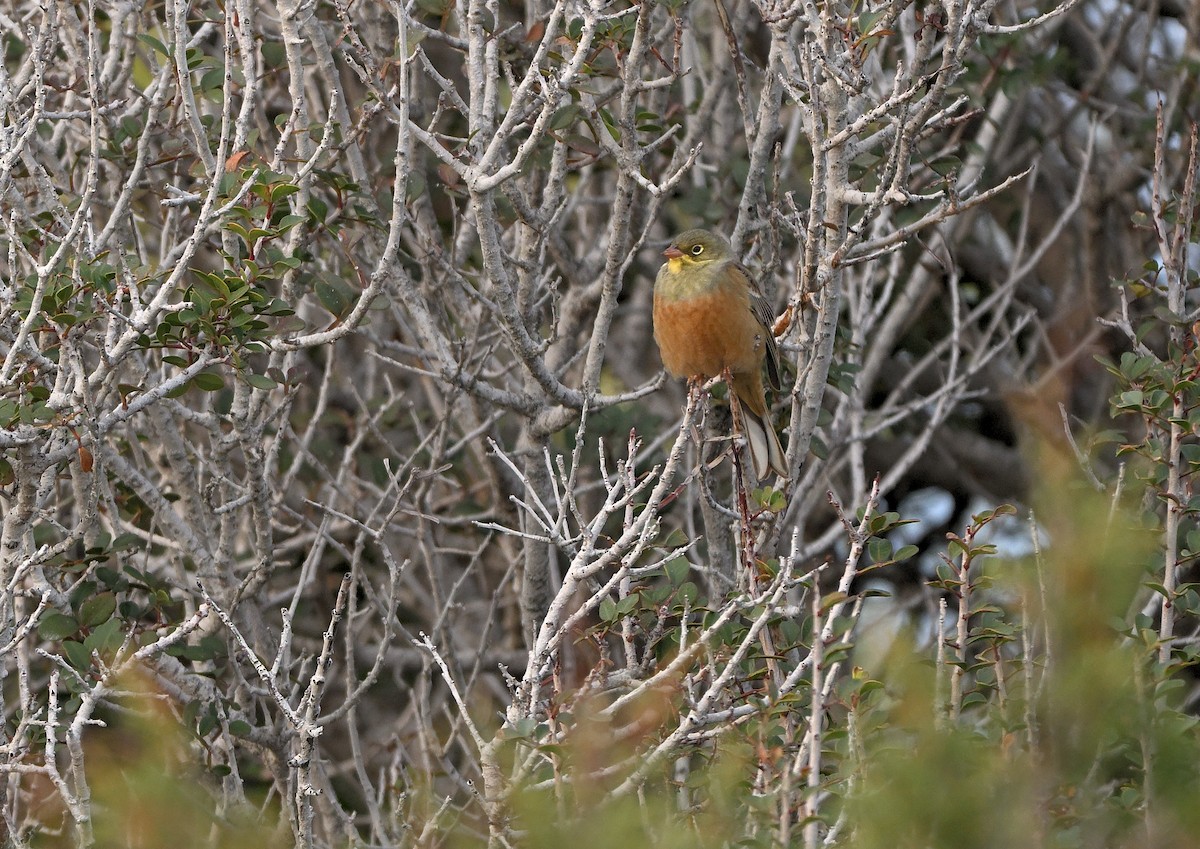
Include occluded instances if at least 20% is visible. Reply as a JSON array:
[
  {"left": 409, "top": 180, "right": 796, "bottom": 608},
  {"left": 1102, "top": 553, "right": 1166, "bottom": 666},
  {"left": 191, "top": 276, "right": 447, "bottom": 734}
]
[
  {"left": 1115, "top": 390, "right": 1144, "bottom": 409},
  {"left": 515, "top": 717, "right": 542, "bottom": 739},
  {"left": 112, "top": 533, "right": 143, "bottom": 552},
  {"left": 856, "top": 9, "right": 885, "bottom": 33},
  {"left": 198, "top": 706, "right": 218, "bottom": 736},
  {"left": 642, "top": 585, "right": 670, "bottom": 605},
  {"left": 616, "top": 594, "right": 640, "bottom": 617},
  {"left": 85, "top": 617, "right": 123, "bottom": 654},
  {"left": 315, "top": 279, "right": 352, "bottom": 318},
  {"left": 79, "top": 592, "right": 117, "bottom": 628},
  {"left": 264, "top": 297, "right": 295, "bottom": 316},
  {"left": 550, "top": 105, "right": 581, "bottom": 131},
  {"left": 244, "top": 373, "right": 278, "bottom": 390},
  {"left": 192, "top": 372, "right": 225, "bottom": 392},
  {"left": 64, "top": 639, "right": 92, "bottom": 671},
  {"left": 137, "top": 33, "right": 171, "bottom": 58},
  {"left": 658, "top": 527, "right": 688, "bottom": 548},
  {"left": 39, "top": 612, "right": 79, "bottom": 641},
  {"left": 665, "top": 558, "right": 690, "bottom": 586},
  {"left": 599, "top": 596, "right": 617, "bottom": 623},
  {"left": 598, "top": 107, "right": 620, "bottom": 141},
  {"left": 819, "top": 591, "right": 849, "bottom": 615},
  {"left": 199, "top": 67, "right": 224, "bottom": 92},
  {"left": 179, "top": 635, "right": 225, "bottom": 661},
  {"left": 270, "top": 183, "right": 301, "bottom": 202},
  {"left": 867, "top": 537, "right": 893, "bottom": 563},
  {"left": 307, "top": 198, "right": 329, "bottom": 223}
]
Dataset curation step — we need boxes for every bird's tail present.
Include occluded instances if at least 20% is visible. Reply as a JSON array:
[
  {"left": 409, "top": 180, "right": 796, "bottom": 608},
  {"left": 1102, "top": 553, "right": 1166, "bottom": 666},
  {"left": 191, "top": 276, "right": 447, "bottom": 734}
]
[{"left": 743, "top": 410, "right": 787, "bottom": 481}]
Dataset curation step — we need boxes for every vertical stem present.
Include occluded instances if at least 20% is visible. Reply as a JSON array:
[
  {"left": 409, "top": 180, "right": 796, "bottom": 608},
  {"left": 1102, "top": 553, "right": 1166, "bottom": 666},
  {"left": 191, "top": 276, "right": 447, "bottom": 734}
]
[
  {"left": 950, "top": 548, "right": 971, "bottom": 722},
  {"left": 620, "top": 432, "right": 638, "bottom": 671},
  {"left": 519, "top": 433, "right": 554, "bottom": 649},
  {"left": 1152, "top": 112, "right": 1196, "bottom": 664},
  {"left": 935, "top": 597, "right": 948, "bottom": 727},
  {"left": 803, "top": 586, "right": 823, "bottom": 849},
  {"left": 1160, "top": 402, "right": 1181, "bottom": 663},
  {"left": 729, "top": 382, "right": 783, "bottom": 691}
]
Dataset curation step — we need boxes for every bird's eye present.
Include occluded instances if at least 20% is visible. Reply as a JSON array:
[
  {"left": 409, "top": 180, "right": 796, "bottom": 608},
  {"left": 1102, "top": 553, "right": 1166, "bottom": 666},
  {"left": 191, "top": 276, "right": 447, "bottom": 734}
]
[{"left": 690, "top": 244, "right": 704, "bottom": 255}]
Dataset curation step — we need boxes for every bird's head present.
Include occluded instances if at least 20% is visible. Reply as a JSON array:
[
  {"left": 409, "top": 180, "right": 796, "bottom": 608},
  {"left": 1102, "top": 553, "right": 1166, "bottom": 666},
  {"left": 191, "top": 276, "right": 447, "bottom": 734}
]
[{"left": 662, "top": 229, "right": 732, "bottom": 273}]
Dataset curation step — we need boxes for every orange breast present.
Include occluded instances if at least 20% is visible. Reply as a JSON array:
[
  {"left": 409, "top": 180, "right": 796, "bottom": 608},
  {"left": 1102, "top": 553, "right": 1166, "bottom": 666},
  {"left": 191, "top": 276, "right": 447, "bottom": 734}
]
[{"left": 653, "top": 286, "right": 763, "bottom": 380}]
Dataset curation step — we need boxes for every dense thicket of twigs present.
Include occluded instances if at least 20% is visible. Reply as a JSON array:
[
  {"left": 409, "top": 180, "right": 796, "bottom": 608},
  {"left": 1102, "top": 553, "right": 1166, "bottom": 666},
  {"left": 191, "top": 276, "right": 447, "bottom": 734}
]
[{"left": 1, "top": 0, "right": 1198, "bottom": 846}]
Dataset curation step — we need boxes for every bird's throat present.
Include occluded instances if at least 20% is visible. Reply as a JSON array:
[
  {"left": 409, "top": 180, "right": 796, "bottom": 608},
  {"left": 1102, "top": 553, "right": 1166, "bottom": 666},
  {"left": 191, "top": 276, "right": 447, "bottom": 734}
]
[{"left": 657, "top": 259, "right": 722, "bottom": 301}]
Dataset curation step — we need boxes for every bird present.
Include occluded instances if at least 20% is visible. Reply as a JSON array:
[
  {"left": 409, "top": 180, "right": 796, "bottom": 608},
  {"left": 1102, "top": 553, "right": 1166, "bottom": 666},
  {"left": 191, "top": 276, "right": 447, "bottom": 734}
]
[{"left": 652, "top": 228, "right": 787, "bottom": 480}]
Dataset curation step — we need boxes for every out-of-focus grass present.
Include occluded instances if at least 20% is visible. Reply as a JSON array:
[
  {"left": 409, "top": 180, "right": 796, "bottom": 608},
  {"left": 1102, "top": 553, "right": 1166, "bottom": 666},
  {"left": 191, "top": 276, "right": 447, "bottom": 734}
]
[
  {"left": 27, "top": 468, "right": 1200, "bottom": 849},
  {"left": 41, "top": 672, "right": 287, "bottom": 849}
]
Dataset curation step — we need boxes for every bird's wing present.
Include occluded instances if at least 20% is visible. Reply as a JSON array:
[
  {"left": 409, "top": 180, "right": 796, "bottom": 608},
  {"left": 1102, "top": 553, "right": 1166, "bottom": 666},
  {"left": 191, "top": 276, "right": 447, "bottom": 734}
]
[{"left": 733, "top": 260, "right": 783, "bottom": 392}]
